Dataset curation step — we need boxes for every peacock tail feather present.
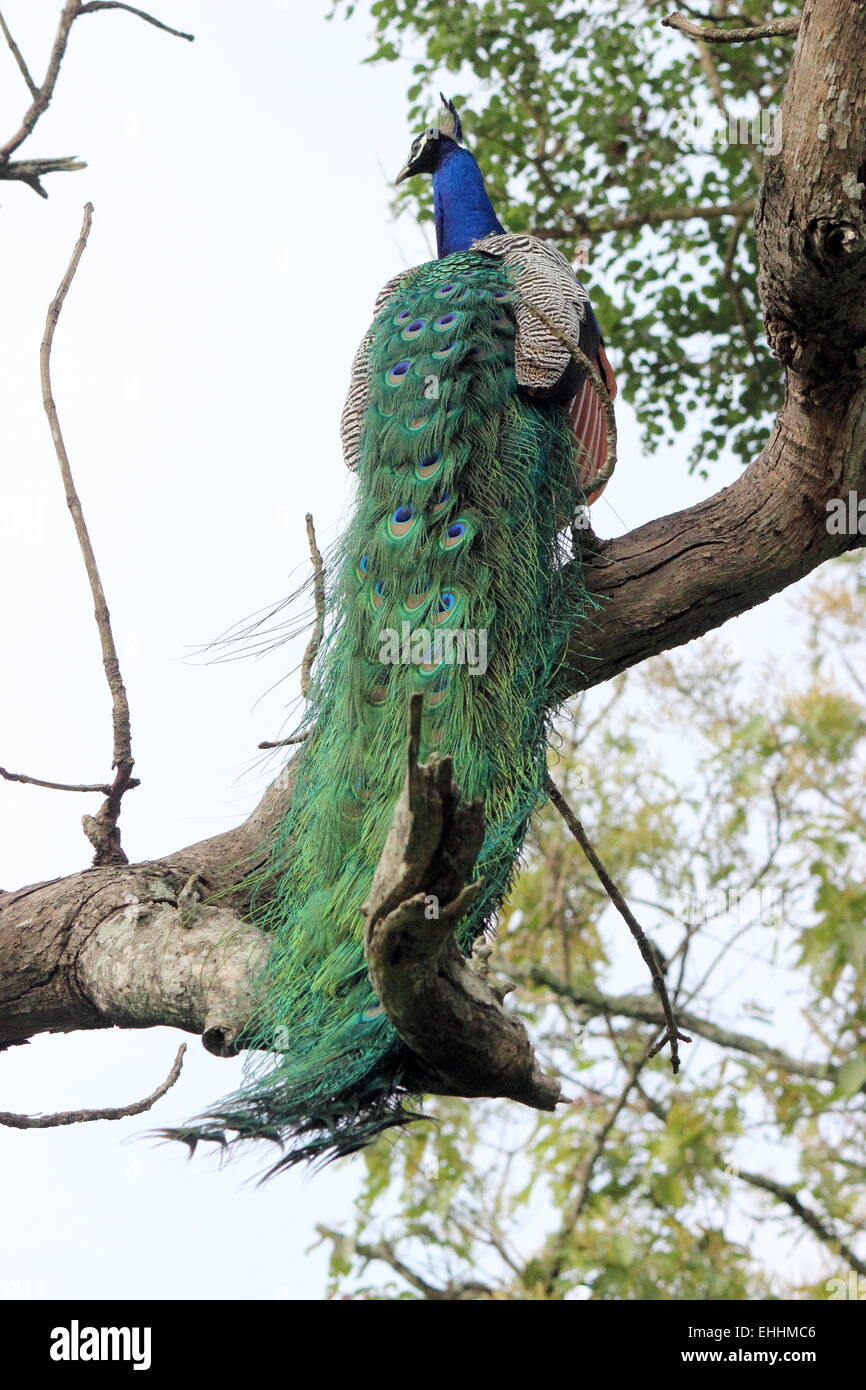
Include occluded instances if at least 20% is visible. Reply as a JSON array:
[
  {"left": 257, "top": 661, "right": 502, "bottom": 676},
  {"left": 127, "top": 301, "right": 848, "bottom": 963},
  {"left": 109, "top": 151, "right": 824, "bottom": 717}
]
[{"left": 179, "top": 249, "right": 591, "bottom": 1174}]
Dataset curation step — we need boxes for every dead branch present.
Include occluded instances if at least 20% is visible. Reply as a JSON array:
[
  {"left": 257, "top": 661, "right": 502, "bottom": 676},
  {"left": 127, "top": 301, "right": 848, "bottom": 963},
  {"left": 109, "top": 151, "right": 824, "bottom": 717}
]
[
  {"left": 0, "top": 1043, "right": 186, "bottom": 1128},
  {"left": 0, "top": 0, "right": 193, "bottom": 194},
  {"left": 0, "top": 766, "right": 118, "bottom": 794},
  {"left": 77, "top": 2, "right": 194, "bottom": 42},
  {"left": 544, "top": 773, "right": 691, "bottom": 1073},
  {"left": 299, "top": 513, "right": 325, "bottom": 701},
  {"left": 0, "top": 9, "right": 38, "bottom": 96},
  {"left": 663, "top": 10, "right": 801, "bottom": 43},
  {"left": 362, "top": 695, "right": 563, "bottom": 1110},
  {"left": 258, "top": 729, "right": 312, "bottom": 749},
  {"left": 40, "top": 204, "right": 138, "bottom": 866}
]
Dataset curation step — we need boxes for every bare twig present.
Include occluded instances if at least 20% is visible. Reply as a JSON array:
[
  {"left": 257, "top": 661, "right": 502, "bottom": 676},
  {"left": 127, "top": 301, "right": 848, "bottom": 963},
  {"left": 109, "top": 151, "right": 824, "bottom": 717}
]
[
  {"left": 0, "top": 154, "right": 86, "bottom": 198},
  {"left": 0, "top": 766, "right": 124, "bottom": 795},
  {"left": 0, "top": 8, "right": 38, "bottom": 96},
  {"left": 299, "top": 513, "right": 325, "bottom": 701},
  {"left": 0, "top": 0, "right": 79, "bottom": 160},
  {"left": 0, "top": 1044, "right": 186, "bottom": 1128},
  {"left": 77, "top": 2, "right": 195, "bottom": 42},
  {"left": 544, "top": 773, "right": 691, "bottom": 1073},
  {"left": 40, "top": 204, "right": 138, "bottom": 866},
  {"left": 663, "top": 10, "right": 800, "bottom": 43},
  {"left": 0, "top": 0, "right": 193, "bottom": 193},
  {"left": 258, "top": 729, "right": 312, "bottom": 749},
  {"left": 521, "top": 301, "right": 617, "bottom": 494}
]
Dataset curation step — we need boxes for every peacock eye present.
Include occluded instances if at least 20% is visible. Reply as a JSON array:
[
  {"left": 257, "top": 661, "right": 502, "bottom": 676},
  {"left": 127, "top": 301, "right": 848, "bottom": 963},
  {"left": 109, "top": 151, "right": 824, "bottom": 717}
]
[
  {"left": 438, "top": 592, "right": 455, "bottom": 613},
  {"left": 447, "top": 522, "right": 464, "bottom": 539},
  {"left": 374, "top": 579, "right": 386, "bottom": 595},
  {"left": 388, "top": 503, "right": 419, "bottom": 540},
  {"left": 386, "top": 359, "right": 412, "bottom": 385},
  {"left": 416, "top": 451, "right": 442, "bottom": 479},
  {"left": 430, "top": 312, "right": 461, "bottom": 333}
]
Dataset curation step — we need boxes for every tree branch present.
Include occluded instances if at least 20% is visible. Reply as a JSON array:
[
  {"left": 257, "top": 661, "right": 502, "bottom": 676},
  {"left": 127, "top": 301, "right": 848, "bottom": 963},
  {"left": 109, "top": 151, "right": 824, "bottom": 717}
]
[
  {"left": 531, "top": 972, "right": 840, "bottom": 1084},
  {"left": 299, "top": 512, "right": 325, "bottom": 701},
  {"left": 738, "top": 1168, "right": 866, "bottom": 1279},
  {"left": 40, "top": 204, "right": 138, "bottom": 866},
  {"left": 0, "top": 1043, "right": 186, "bottom": 1128},
  {"left": 77, "top": 1, "right": 194, "bottom": 42},
  {"left": 663, "top": 10, "right": 801, "bottom": 43},
  {"left": 544, "top": 775, "right": 691, "bottom": 1072},
  {"left": 0, "top": 0, "right": 193, "bottom": 193},
  {"left": 0, "top": 766, "right": 118, "bottom": 794},
  {"left": 0, "top": 8, "right": 39, "bottom": 96}
]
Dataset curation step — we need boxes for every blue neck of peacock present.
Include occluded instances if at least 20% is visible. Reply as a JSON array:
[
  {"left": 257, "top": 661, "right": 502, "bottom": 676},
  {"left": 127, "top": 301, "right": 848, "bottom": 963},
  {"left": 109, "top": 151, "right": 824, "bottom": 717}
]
[{"left": 433, "top": 141, "right": 505, "bottom": 258}]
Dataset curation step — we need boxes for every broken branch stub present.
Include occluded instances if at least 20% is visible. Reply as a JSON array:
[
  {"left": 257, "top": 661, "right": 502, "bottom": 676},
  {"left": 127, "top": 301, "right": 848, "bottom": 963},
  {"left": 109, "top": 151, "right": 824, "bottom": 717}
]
[{"left": 362, "top": 694, "right": 562, "bottom": 1111}]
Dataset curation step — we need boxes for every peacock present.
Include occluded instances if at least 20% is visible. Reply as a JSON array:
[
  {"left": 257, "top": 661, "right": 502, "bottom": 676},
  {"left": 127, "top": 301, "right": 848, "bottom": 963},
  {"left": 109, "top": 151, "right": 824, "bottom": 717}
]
[{"left": 171, "top": 97, "right": 617, "bottom": 1175}]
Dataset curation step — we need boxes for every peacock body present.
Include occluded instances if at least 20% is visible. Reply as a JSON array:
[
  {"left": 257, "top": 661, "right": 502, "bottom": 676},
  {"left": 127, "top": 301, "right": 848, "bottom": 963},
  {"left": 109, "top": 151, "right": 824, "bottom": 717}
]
[{"left": 176, "top": 100, "right": 615, "bottom": 1173}]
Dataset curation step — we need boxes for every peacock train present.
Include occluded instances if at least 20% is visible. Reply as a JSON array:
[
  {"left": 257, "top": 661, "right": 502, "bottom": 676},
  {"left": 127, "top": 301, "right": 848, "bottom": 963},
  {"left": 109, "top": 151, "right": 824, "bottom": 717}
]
[{"left": 168, "top": 97, "right": 617, "bottom": 1175}]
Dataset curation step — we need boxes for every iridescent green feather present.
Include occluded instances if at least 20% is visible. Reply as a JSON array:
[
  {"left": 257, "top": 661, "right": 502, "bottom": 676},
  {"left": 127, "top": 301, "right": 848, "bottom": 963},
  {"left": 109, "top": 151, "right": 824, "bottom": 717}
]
[{"left": 180, "top": 250, "right": 590, "bottom": 1172}]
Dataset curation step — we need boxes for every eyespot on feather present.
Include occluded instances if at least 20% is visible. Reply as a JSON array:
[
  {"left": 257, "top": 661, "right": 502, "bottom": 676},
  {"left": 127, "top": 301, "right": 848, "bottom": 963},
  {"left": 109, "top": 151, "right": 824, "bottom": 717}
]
[
  {"left": 416, "top": 450, "right": 444, "bottom": 481},
  {"left": 387, "top": 504, "right": 418, "bottom": 540},
  {"left": 433, "top": 312, "right": 462, "bottom": 333},
  {"left": 386, "top": 359, "right": 412, "bottom": 386}
]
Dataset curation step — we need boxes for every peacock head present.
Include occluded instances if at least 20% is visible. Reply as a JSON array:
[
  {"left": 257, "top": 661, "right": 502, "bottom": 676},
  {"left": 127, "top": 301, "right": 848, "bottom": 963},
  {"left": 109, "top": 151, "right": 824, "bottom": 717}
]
[{"left": 395, "top": 94, "right": 463, "bottom": 184}]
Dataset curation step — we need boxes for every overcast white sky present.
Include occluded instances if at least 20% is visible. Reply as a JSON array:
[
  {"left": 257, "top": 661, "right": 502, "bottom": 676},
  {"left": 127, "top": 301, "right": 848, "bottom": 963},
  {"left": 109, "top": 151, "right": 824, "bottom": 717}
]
[{"left": 0, "top": 1, "right": 824, "bottom": 1300}]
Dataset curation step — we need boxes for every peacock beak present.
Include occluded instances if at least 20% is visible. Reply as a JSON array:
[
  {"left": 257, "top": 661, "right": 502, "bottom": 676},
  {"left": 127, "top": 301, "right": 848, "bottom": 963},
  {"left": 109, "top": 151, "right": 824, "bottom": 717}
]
[{"left": 394, "top": 160, "right": 414, "bottom": 186}]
